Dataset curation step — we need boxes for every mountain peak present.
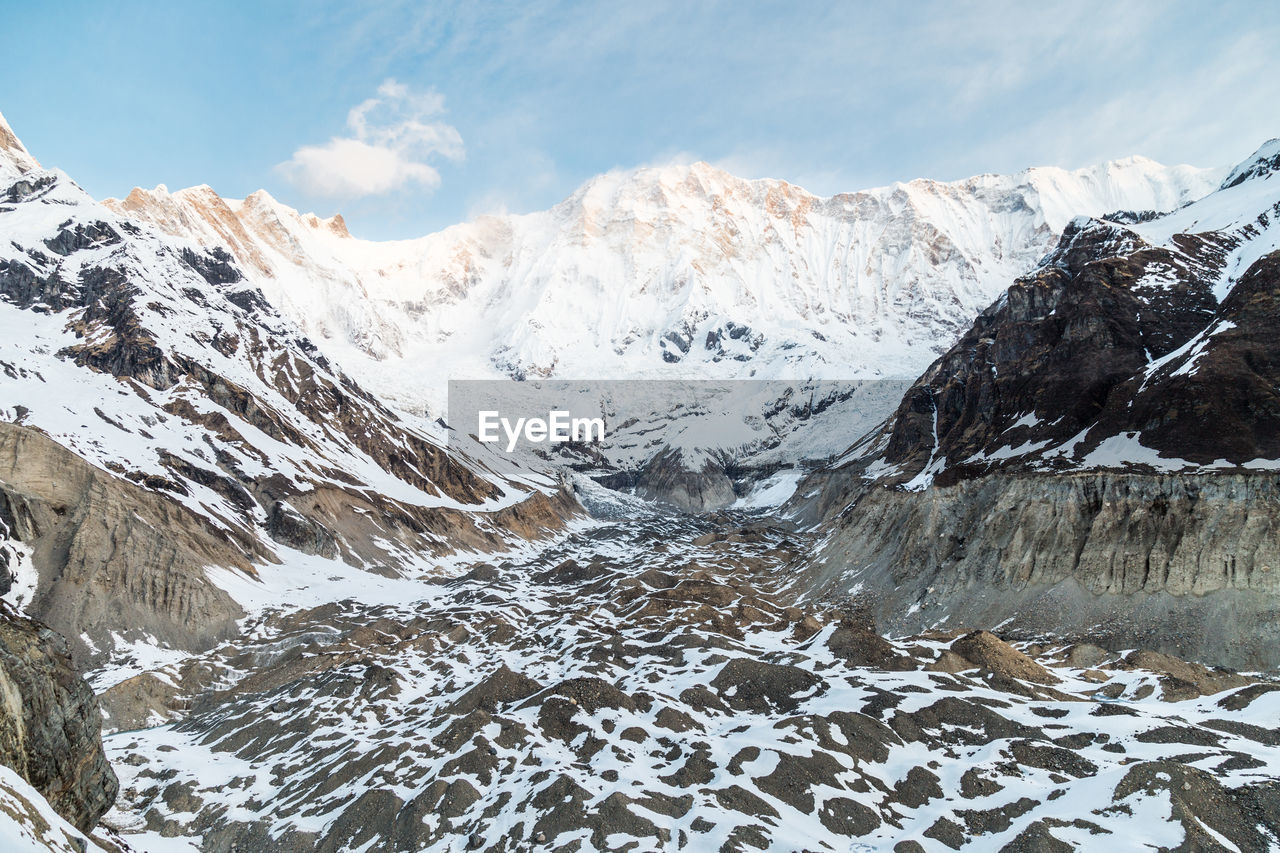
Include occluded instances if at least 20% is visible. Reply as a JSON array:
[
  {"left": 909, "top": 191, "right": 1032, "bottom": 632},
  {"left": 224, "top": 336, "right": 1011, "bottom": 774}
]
[
  {"left": 0, "top": 110, "right": 41, "bottom": 180},
  {"left": 1220, "top": 138, "right": 1280, "bottom": 190},
  {"left": 242, "top": 187, "right": 281, "bottom": 208},
  {"left": 1101, "top": 153, "right": 1161, "bottom": 168},
  {"left": 567, "top": 159, "right": 778, "bottom": 209},
  {"left": 173, "top": 183, "right": 217, "bottom": 200},
  {"left": 320, "top": 212, "right": 350, "bottom": 238}
]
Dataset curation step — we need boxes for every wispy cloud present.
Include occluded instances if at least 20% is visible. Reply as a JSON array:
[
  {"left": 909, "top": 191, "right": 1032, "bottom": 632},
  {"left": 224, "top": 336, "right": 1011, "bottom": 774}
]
[
  {"left": 272, "top": 1, "right": 1278, "bottom": 232},
  {"left": 278, "top": 79, "right": 463, "bottom": 198}
]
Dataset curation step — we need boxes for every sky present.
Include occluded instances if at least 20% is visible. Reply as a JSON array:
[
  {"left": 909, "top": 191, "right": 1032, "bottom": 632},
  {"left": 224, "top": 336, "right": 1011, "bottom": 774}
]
[{"left": 2, "top": 0, "right": 1277, "bottom": 240}]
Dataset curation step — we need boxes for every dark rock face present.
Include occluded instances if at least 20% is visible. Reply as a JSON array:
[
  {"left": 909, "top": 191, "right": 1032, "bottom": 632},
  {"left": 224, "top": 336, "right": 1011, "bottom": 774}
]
[
  {"left": 179, "top": 246, "right": 241, "bottom": 285},
  {"left": 710, "top": 658, "right": 824, "bottom": 713},
  {"left": 1127, "top": 250, "right": 1280, "bottom": 463},
  {"left": 43, "top": 220, "right": 121, "bottom": 257},
  {"left": 266, "top": 500, "right": 339, "bottom": 558},
  {"left": 0, "top": 603, "right": 117, "bottom": 833},
  {"left": 66, "top": 265, "right": 184, "bottom": 389},
  {"left": 635, "top": 447, "right": 737, "bottom": 512},
  {"left": 0, "top": 543, "right": 16, "bottom": 597},
  {"left": 3, "top": 173, "right": 57, "bottom": 204},
  {"left": 875, "top": 217, "right": 1261, "bottom": 485}
]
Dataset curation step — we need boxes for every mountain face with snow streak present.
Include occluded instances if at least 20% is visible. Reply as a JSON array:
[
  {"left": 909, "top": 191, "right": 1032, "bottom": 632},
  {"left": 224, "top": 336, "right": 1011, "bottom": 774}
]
[
  {"left": 796, "top": 140, "right": 1280, "bottom": 668},
  {"left": 834, "top": 139, "right": 1280, "bottom": 488},
  {"left": 0, "top": 114, "right": 40, "bottom": 181},
  {"left": 106, "top": 156, "right": 1224, "bottom": 414}
]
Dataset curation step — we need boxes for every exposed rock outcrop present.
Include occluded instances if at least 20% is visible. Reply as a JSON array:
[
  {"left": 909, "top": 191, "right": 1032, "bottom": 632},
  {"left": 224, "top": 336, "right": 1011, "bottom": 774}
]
[
  {"left": 805, "top": 471, "right": 1280, "bottom": 669},
  {"left": 0, "top": 602, "right": 117, "bottom": 833},
  {"left": 868, "top": 222, "right": 1277, "bottom": 487},
  {"left": 950, "top": 630, "right": 1059, "bottom": 685},
  {"left": 0, "top": 422, "right": 253, "bottom": 666},
  {"left": 635, "top": 448, "right": 737, "bottom": 512}
]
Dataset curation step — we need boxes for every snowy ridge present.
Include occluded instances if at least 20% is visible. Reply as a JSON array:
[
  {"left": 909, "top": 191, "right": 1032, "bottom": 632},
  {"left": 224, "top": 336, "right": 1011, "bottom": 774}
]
[
  {"left": 1133, "top": 148, "right": 1280, "bottom": 302},
  {"left": 0, "top": 764, "right": 110, "bottom": 853},
  {"left": 0, "top": 169, "right": 539, "bottom": 522},
  {"left": 1220, "top": 137, "right": 1280, "bottom": 189},
  {"left": 107, "top": 156, "right": 1224, "bottom": 415}
]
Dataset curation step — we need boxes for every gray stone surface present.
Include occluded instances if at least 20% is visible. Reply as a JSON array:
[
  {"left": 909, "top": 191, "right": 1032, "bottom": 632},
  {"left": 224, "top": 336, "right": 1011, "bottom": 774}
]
[{"left": 0, "top": 603, "right": 117, "bottom": 833}]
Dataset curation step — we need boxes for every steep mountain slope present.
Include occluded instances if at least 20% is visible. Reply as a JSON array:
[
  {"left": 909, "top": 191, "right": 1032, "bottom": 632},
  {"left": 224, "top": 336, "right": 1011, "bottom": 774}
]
[
  {"left": 0, "top": 764, "right": 119, "bottom": 853},
  {"left": 0, "top": 110, "right": 573, "bottom": 666},
  {"left": 105, "top": 155, "right": 1224, "bottom": 414},
  {"left": 797, "top": 141, "right": 1280, "bottom": 668},
  {"left": 0, "top": 599, "right": 131, "bottom": 852}
]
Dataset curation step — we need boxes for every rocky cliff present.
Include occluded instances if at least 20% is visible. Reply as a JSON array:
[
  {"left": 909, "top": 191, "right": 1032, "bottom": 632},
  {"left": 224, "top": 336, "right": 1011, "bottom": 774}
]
[
  {"left": 800, "top": 471, "right": 1280, "bottom": 669},
  {"left": 0, "top": 602, "right": 116, "bottom": 835},
  {"left": 0, "top": 422, "right": 253, "bottom": 665},
  {"left": 842, "top": 141, "right": 1280, "bottom": 486}
]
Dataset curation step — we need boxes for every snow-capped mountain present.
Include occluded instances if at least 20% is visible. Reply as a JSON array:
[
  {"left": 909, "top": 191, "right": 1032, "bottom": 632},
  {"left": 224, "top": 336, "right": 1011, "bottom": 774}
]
[
  {"left": 6, "top": 104, "right": 1280, "bottom": 853},
  {"left": 0, "top": 110, "right": 571, "bottom": 666},
  {"left": 105, "top": 155, "right": 1224, "bottom": 415},
  {"left": 0, "top": 114, "right": 39, "bottom": 181},
  {"left": 796, "top": 139, "right": 1280, "bottom": 669},
  {"left": 832, "top": 138, "right": 1280, "bottom": 489}
]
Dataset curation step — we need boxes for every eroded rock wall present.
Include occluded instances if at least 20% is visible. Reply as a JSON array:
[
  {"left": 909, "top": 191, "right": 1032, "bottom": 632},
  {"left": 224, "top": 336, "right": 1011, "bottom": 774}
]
[
  {"left": 0, "top": 422, "right": 253, "bottom": 666},
  {"left": 809, "top": 472, "right": 1280, "bottom": 669},
  {"left": 0, "top": 603, "right": 117, "bottom": 833}
]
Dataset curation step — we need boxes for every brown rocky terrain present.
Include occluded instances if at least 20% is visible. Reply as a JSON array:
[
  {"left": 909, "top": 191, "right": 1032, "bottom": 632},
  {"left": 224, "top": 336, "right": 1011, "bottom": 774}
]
[
  {"left": 0, "top": 422, "right": 256, "bottom": 665},
  {"left": 797, "top": 471, "right": 1280, "bottom": 669}
]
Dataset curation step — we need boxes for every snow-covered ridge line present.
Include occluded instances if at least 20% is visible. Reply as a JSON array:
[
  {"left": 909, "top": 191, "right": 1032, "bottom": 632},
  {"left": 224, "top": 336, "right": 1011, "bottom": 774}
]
[
  {"left": 105, "top": 151, "right": 1226, "bottom": 417},
  {"left": 814, "top": 138, "right": 1280, "bottom": 490}
]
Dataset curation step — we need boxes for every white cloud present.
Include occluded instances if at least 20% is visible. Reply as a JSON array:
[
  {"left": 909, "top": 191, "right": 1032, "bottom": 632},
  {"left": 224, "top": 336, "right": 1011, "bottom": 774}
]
[{"left": 278, "top": 79, "right": 463, "bottom": 198}]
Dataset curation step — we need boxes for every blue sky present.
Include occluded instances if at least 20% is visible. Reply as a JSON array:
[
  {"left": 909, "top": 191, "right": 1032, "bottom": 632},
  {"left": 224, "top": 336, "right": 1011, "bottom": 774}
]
[{"left": 2, "top": 1, "right": 1277, "bottom": 239}]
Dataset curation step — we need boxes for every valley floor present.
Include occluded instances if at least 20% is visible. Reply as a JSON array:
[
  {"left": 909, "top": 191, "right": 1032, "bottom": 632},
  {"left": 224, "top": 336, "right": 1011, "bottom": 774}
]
[{"left": 94, "top": 513, "right": 1280, "bottom": 852}]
